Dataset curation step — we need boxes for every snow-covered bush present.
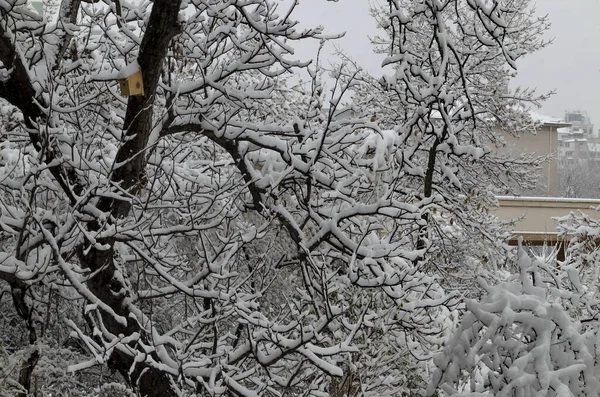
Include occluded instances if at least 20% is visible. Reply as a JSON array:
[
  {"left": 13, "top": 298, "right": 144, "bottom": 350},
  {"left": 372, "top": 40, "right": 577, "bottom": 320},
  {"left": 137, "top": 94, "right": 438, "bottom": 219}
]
[
  {"left": 429, "top": 246, "right": 600, "bottom": 396},
  {"left": 97, "top": 382, "right": 136, "bottom": 397}
]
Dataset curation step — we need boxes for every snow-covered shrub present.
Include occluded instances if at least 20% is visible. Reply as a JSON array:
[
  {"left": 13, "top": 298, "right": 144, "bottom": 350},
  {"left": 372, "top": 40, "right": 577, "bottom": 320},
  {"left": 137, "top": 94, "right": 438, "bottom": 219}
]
[{"left": 428, "top": 246, "right": 600, "bottom": 397}]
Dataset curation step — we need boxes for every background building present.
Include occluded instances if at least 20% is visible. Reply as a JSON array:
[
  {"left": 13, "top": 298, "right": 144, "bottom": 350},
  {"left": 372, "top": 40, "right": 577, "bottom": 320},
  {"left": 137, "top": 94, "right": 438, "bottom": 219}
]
[
  {"left": 500, "top": 111, "right": 569, "bottom": 197},
  {"left": 558, "top": 110, "right": 600, "bottom": 169},
  {"left": 564, "top": 110, "right": 594, "bottom": 137},
  {"left": 553, "top": 110, "right": 600, "bottom": 198}
]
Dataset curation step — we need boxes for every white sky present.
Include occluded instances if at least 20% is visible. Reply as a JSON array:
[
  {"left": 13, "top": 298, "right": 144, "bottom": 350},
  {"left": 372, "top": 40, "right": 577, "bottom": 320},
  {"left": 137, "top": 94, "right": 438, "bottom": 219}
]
[
  {"left": 292, "top": 1, "right": 600, "bottom": 131},
  {"left": 511, "top": 0, "right": 600, "bottom": 130}
]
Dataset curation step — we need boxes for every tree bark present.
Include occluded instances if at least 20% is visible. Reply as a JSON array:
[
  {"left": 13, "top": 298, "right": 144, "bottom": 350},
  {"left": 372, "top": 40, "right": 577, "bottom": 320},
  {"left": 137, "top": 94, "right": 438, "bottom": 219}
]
[
  {"left": 17, "top": 329, "right": 39, "bottom": 397},
  {"left": 78, "top": 1, "right": 182, "bottom": 395},
  {"left": 416, "top": 137, "right": 440, "bottom": 253}
]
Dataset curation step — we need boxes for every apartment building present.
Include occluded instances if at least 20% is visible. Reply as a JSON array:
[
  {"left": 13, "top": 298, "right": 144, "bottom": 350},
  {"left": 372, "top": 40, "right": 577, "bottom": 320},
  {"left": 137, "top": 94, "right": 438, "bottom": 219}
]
[{"left": 557, "top": 111, "right": 600, "bottom": 170}]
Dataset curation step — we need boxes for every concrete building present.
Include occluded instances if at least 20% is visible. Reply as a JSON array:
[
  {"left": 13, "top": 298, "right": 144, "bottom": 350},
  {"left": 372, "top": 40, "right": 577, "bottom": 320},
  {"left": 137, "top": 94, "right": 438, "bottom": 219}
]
[
  {"left": 493, "top": 196, "right": 600, "bottom": 259},
  {"left": 558, "top": 132, "right": 589, "bottom": 168},
  {"left": 495, "top": 112, "right": 596, "bottom": 248}
]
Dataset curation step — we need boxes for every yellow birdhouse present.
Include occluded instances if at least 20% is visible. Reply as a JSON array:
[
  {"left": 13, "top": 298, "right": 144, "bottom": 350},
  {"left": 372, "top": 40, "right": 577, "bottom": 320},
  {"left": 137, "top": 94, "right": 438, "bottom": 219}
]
[{"left": 118, "top": 63, "right": 144, "bottom": 97}]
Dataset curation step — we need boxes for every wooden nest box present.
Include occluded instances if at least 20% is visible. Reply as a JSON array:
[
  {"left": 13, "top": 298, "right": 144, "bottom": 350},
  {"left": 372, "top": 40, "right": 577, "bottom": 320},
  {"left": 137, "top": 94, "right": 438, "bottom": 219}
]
[{"left": 118, "top": 63, "right": 144, "bottom": 96}]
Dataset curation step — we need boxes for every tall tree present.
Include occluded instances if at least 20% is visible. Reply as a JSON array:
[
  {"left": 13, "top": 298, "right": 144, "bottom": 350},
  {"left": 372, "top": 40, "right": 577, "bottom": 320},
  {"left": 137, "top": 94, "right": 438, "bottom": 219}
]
[
  {"left": 350, "top": 0, "right": 551, "bottom": 288},
  {"left": 0, "top": 0, "right": 552, "bottom": 396}
]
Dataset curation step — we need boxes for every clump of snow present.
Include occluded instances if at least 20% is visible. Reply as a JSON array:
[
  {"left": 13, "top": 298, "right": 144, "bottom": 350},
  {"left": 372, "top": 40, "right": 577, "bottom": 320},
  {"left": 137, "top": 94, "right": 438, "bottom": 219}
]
[{"left": 116, "top": 61, "right": 140, "bottom": 79}]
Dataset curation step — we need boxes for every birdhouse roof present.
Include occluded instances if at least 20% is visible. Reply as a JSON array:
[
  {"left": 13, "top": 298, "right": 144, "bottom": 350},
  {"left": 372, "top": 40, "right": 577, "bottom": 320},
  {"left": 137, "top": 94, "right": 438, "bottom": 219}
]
[{"left": 117, "top": 61, "right": 141, "bottom": 79}]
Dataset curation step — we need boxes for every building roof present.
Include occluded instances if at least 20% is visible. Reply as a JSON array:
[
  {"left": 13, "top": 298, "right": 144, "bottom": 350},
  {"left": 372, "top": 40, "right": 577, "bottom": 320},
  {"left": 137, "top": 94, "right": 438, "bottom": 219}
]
[{"left": 529, "top": 111, "right": 571, "bottom": 127}]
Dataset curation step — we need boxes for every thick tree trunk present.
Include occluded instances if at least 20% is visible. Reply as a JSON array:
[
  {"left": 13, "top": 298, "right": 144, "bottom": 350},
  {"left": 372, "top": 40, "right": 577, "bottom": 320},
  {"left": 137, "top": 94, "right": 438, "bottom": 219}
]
[
  {"left": 78, "top": 1, "right": 183, "bottom": 395},
  {"left": 1, "top": 2, "right": 183, "bottom": 396}
]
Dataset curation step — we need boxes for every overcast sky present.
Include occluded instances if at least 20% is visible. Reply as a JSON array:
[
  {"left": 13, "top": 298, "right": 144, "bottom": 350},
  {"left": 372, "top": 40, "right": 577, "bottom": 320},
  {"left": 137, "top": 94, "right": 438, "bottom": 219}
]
[
  {"left": 293, "top": 1, "right": 600, "bottom": 130},
  {"left": 511, "top": 1, "right": 600, "bottom": 129}
]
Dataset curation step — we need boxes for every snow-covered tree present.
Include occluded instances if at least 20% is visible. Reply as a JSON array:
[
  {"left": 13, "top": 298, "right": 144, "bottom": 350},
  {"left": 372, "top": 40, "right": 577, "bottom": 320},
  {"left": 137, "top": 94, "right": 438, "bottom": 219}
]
[
  {"left": 346, "top": 0, "right": 551, "bottom": 290},
  {"left": 0, "top": 0, "right": 553, "bottom": 396}
]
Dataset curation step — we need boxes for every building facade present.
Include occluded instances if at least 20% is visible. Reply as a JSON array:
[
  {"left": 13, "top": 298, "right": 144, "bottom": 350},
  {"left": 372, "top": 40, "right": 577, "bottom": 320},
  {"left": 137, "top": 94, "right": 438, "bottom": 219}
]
[
  {"left": 501, "top": 112, "right": 569, "bottom": 197},
  {"left": 558, "top": 110, "right": 600, "bottom": 169}
]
